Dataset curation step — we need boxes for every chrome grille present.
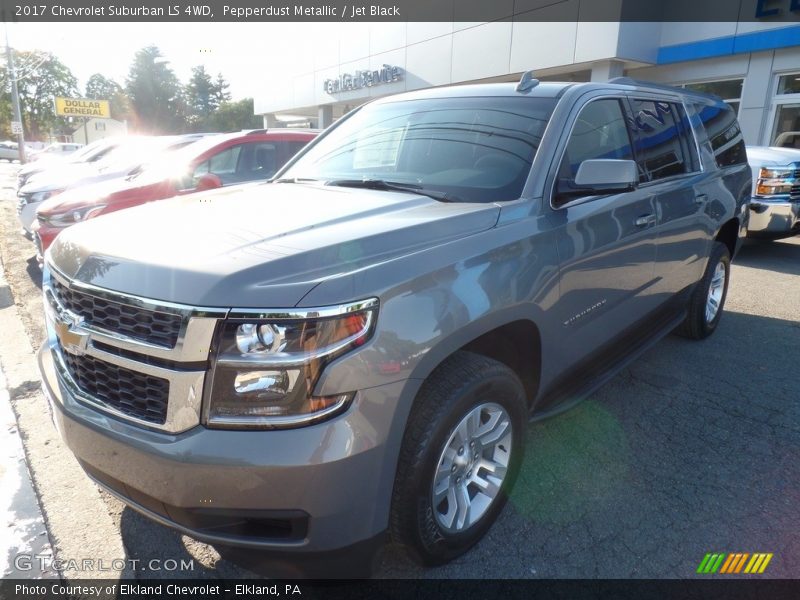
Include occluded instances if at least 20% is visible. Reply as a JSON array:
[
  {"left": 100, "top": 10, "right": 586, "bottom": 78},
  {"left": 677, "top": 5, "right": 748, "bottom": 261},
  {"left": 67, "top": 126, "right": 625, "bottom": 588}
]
[
  {"left": 60, "top": 346, "right": 170, "bottom": 424},
  {"left": 44, "top": 265, "right": 224, "bottom": 433},
  {"left": 16, "top": 192, "right": 31, "bottom": 215},
  {"left": 51, "top": 278, "right": 183, "bottom": 348}
]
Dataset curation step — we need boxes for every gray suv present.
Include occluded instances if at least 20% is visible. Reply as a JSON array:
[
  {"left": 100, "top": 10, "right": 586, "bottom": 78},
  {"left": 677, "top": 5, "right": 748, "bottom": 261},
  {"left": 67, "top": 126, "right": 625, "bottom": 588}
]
[{"left": 38, "top": 76, "right": 750, "bottom": 571}]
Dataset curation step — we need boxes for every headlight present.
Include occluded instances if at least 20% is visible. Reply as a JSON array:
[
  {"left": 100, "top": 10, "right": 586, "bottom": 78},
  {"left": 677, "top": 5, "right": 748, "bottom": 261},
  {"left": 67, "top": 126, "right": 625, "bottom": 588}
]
[
  {"left": 30, "top": 188, "right": 65, "bottom": 203},
  {"left": 755, "top": 166, "right": 796, "bottom": 197},
  {"left": 204, "top": 298, "right": 378, "bottom": 429},
  {"left": 758, "top": 166, "right": 794, "bottom": 179},
  {"left": 44, "top": 204, "right": 107, "bottom": 227}
]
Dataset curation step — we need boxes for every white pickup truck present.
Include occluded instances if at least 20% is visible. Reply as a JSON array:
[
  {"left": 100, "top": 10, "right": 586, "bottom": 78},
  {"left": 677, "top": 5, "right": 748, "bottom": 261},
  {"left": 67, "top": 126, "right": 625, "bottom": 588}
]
[{"left": 746, "top": 146, "right": 800, "bottom": 239}]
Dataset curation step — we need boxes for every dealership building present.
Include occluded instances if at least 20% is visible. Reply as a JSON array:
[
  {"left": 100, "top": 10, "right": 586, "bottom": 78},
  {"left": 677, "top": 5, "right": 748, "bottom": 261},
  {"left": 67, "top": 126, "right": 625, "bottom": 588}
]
[{"left": 255, "top": 16, "right": 800, "bottom": 148}]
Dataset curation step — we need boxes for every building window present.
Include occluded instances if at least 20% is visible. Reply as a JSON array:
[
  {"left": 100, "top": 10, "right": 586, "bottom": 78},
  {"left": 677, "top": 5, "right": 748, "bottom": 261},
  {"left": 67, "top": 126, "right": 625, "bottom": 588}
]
[
  {"left": 772, "top": 73, "right": 800, "bottom": 148},
  {"left": 680, "top": 79, "right": 743, "bottom": 116},
  {"left": 95, "top": 122, "right": 106, "bottom": 131},
  {"left": 776, "top": 73, "right": 800, "bottom": 96}
]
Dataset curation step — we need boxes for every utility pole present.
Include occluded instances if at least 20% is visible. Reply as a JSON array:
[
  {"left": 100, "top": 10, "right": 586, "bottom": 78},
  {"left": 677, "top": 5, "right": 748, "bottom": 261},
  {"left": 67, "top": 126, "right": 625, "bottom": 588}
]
[{"left": 4, "top": 23, "right": 26, "bottom": 163}]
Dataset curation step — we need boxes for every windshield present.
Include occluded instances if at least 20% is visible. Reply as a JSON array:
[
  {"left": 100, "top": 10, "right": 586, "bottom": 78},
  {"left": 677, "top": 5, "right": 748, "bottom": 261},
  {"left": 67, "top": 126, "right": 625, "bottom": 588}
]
[
  {"left": 82, "top": 137, "right": 196, "bottom": 177},
  {"left": 67, "top": 138, "right": 113, "bottom": 162},
  {"left": 280, "top": 96, "right": 556, "bottom": 202}
]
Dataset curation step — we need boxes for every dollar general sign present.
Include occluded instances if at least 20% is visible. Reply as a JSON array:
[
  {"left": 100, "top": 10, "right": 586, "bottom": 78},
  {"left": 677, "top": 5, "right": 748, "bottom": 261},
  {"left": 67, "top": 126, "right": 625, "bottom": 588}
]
[{"left": 54, "top": 97, "right": 111, "bottom": 118}]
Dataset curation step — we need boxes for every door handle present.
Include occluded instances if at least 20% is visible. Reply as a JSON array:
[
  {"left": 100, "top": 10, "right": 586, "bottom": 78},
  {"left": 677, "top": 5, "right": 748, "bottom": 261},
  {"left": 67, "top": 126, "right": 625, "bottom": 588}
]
[
  {"left": 695, "top": 193, "right": 708, "bottom": 205},
  {"left": 634, "top": 214, "right": 657, "bottom": 227}
]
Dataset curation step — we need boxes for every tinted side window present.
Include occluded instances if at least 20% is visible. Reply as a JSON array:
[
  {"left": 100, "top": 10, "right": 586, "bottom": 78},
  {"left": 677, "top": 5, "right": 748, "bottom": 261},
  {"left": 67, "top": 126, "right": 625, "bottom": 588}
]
[
  {"left": 673, "top": 103, "right": 701, "bottom": 172},
  {"left": 694, "top": 103, "right": 747, "bottom": 167},
  {"left": 237, "top": 142, "right": 278, "bottom": 180},
  {"left": 282, "top": 140, "right": 310, "bottom": 162},
  {"left": 555, "top": 98, "right": 634, "bottom": 202},
  {"left": 629, "top": 100, "right": 692, "bottom": 181}
]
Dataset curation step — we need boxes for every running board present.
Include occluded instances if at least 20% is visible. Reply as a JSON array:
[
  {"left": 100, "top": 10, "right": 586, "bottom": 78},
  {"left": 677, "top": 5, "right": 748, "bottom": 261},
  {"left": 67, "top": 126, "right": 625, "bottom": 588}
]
[{"left": 530, "top": 308, "right": 687, "bottom": 423}]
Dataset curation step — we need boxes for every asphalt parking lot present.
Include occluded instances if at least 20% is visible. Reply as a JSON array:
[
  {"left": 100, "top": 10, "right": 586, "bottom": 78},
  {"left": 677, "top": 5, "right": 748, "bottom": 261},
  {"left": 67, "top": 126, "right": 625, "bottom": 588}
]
[{"left": 0, "top": 160, "right": 797, "bottom": 579}]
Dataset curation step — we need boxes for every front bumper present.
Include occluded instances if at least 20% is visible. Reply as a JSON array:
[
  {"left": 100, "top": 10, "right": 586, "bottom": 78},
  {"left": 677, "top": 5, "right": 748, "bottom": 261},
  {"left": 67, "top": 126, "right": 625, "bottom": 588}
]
[
  {"left": 39, "top": 345, "right": 408, "bottom": 553},
  {"left": 748, "top": 198, "right": 800, "bottom": 237},
  {"left": 36, "top": 222, "right": 60, "bottom": 257},
  {"left": 17, "top": 200, "right": 42, "bottom": 235}
]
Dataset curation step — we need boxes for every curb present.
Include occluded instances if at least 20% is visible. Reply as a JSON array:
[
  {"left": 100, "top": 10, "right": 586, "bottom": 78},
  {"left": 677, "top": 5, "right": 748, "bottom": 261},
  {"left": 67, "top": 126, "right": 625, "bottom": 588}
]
[{"left": 0, "top": 249, "right": 127, "bottom": 581}]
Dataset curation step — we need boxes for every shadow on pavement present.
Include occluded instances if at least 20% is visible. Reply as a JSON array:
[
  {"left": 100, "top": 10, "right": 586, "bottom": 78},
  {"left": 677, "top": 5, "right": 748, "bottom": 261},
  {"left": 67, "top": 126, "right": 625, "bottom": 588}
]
[
  {"left": 26, "top": 256, "right": 42, "bottom": 290},
  {"left": 108, "top": 307, "right": 799, "bottom": 579},
  {"left": 736, "top": 237, "right": 800, "bottom": 276}
]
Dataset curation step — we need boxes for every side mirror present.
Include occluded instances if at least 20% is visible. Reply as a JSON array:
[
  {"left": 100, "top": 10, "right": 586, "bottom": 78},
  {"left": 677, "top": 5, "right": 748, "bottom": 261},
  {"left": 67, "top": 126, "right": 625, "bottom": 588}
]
[
  {"left": 195, "top": 173, "right": 223, "bottom": 192},
  {"left": 573, "top": 159, "right": 638, "bottom": 192}
]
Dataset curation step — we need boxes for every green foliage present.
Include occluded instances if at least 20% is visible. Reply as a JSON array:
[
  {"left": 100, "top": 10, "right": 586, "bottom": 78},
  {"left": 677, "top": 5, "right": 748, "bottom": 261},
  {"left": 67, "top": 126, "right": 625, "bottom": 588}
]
[
  {"left": 203, "top": 98, "right": 262, "bottom": 133},
  {"left": 213, "top": 73, "right": 231, "bottom": 105},
  {"left": 85, "top": 73, "right": 132, "bottom": 121},
  {"left": 1, "top": 44, "right": 259, "bottom": 139},
  {"left": 186, "top": 65, "right": 216, "bottom": 120},
  {"left": 0, "top": 49, "right": 79, "bottom": 139},
  {"left": 125, "top": 45, "right": 186, "bottom": 134}
]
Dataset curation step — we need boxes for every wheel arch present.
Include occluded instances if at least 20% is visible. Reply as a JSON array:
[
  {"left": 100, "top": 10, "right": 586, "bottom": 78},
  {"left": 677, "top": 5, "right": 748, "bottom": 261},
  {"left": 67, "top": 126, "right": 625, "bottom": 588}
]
[
  {"left": 407, "top": 308, "right": 544, "bottom": 410},
  {"left": 715, "top": 216, "right": 740, "bottom": 259}
]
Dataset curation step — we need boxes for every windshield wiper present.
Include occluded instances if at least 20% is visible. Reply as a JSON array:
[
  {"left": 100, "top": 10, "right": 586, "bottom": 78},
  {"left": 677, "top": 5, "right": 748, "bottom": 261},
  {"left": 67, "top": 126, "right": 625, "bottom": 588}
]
[
  {"left": 325, "top": 179, "right": 459, "bottom": 202},
  {"left": 272, "top": 177, "right": 319, "bottom": 184}
]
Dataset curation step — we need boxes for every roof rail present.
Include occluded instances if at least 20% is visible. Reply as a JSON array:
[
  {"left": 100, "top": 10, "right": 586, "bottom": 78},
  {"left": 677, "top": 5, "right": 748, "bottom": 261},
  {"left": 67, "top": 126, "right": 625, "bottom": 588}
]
[
  {"left": 516, "top": 70, "right": 540, "bottom": 93},
  {"left": 608, "top": 76, "right": 637, "bottom": 85},
  {"left": 607, "top": 76, "right": 724, "bottom": 101},
  {"left": 244, "top": 129, "right": 268, "bottom": 135}
]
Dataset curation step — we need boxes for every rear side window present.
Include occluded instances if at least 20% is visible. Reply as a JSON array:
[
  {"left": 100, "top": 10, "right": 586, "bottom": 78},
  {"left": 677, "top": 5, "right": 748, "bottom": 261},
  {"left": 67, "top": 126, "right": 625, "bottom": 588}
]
[
  {"left": 694, "top": 103, "right": 747, "bottom": 168},
  {"left": 629, "top": 100, "right": 697, "bottom": 181}
]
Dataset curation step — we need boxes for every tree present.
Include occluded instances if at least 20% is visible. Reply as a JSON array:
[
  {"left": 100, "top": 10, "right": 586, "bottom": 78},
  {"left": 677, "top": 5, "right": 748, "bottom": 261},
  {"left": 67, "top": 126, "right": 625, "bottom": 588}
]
[
  {"left": 125, "top": 46, "right": 185, "bottom": 133},
  {"left": 185, "top": 65, "right": 215, "bottom": 128},
  {"left": 212, "top": 73, "right": 231, "bottom": 106},
  {"left": 85, "top": 73, "right": 131, "bottom": 121},
  {"left": 206, "top": 98, "right": 261, "bottom": 132},
  {"left": 0, "top": 50, "right": 79, "bottom": 139}
]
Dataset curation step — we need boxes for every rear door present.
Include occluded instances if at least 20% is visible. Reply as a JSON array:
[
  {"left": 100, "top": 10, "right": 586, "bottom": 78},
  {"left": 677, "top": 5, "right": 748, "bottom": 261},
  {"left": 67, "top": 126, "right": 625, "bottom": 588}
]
[
  {"left": 626, "top": 97, "right": 713, "bottom": 297},
  {"left": 547, "top": 95, "right": 660, "bottom": 365}
]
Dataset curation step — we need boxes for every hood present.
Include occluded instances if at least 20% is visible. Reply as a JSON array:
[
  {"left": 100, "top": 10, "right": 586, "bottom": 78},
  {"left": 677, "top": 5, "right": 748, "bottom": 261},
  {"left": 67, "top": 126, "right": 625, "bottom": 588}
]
[
  {"left": 21, "top": 162, "right": 101, "bottom": 194},
  {"left": 36, "top": 175, "right": 163, "bottom": 215},
  {"left": 746, "top": 146, "right": 800, "bottom": 166},
  {"left": 48, "top": 182, "right": 500, "bottom": 307}
]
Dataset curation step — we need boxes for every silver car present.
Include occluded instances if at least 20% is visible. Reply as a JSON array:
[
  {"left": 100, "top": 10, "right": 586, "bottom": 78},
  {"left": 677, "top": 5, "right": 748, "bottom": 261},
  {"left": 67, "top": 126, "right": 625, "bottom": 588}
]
[
  {"left": 746, "top": 145, "right": 800, "bottom": 239},
  {"left": 38, "top": 76, "right": 750, "bottom": 574}
]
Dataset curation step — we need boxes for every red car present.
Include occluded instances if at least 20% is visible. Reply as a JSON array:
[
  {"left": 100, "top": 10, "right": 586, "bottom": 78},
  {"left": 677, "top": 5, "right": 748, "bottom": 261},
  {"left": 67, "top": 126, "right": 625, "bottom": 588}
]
[{"left": 34, "top": 130, "right": 316, "bottom": 257}]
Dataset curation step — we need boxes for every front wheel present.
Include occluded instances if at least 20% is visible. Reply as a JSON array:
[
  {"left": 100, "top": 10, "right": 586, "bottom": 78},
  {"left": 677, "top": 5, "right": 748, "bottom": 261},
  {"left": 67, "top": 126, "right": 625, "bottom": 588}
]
[
  {"left": 389, "top": 351, "right": 527, "bottom": 565},
  {"left": 676, "top": 241, "right": 731, "bottom": 340}
]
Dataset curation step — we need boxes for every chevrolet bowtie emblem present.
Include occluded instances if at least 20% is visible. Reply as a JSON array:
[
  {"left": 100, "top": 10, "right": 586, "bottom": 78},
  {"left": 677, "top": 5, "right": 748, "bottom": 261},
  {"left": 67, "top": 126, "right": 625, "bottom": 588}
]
[{"left": 54, "top": 313, "right": 90, "bottom": 356}]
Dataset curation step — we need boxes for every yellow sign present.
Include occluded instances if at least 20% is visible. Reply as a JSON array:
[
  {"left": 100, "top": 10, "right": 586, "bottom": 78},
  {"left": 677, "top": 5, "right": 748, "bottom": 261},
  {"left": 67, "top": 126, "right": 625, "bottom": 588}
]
[{"left": 54, "top": 97, "right": 110, "bottom": 118}]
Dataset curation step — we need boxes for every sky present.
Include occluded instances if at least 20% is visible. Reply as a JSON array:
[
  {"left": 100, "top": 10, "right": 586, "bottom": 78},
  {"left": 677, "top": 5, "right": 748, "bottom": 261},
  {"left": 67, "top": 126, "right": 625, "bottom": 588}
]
[{"left": 6, "top": 21, "right": 336, "bottom": 100}]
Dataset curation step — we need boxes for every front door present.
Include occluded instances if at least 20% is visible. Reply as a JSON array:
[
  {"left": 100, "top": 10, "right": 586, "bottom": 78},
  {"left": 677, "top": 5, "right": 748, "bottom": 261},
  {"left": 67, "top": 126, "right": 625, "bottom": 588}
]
[{"left": 547, "top": 97, "right": 660, "bottom": 367}]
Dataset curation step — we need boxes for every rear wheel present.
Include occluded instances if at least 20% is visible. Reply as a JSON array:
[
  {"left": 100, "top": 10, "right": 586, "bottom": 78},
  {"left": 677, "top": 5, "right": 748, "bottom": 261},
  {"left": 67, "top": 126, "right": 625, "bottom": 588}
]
[
  {"left": 389, "top": 351, "right": 527, "bottom": 565},
  {"left": 676, "top": 241, "right": 730, "bottom": 340}
]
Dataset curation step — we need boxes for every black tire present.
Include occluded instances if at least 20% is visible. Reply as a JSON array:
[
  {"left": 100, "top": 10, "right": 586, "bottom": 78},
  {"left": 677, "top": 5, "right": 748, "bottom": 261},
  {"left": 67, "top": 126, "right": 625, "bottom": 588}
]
[
  {"left": 389, "top": 351, "right": 527, "bottom": 566},
  {"left": 676, "top": 241, "right": 731, "bottom": 340}
]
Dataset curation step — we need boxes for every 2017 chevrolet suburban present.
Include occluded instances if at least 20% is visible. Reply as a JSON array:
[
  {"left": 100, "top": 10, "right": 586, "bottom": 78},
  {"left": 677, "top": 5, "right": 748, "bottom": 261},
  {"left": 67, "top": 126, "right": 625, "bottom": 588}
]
[{"left": 38, "top": 76, "right": 751, "bottom": 571}]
